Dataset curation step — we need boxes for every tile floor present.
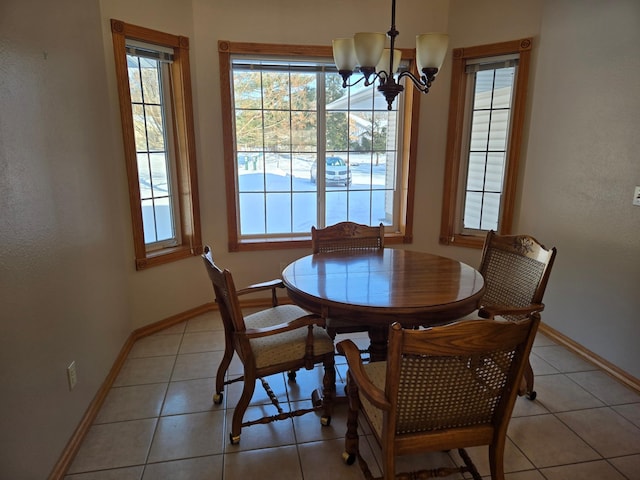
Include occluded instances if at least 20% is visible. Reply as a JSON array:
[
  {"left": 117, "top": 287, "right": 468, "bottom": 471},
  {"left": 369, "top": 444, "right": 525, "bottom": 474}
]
[{"left": 65, "top": 310, "right": 640, "bottom": 480}]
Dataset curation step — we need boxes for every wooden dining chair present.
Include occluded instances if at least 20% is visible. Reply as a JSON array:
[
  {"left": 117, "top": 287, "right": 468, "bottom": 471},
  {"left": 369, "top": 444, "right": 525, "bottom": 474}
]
[
  {"left": 311, "top": 221, "right": 385, "bottom": 254},
  {"left": 202, "top": 246, "right": 335, "bottom": 444},
  {"left": 338, "top": 314, "right": 540, "bottom": 480},
  {"left": 311, "top": 221, "right": 384, "bottom": 345},
  {"left": 474, "top": 230, "right": 557, "bottom": 400}
]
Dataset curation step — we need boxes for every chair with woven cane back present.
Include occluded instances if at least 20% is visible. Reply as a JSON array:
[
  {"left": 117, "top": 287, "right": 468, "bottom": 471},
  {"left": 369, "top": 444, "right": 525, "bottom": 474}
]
[
  {"left": 473, "top": 230, "right": 556, "bottom": 400},
  {"left": 311, "top": 221, "right": 385, "bottom": 348},
  {"left": 338, "top": 314, "right": 540, "bottom": 480},
  {"left": 202, "top": 246, "right": 335, "bottom": 444}
]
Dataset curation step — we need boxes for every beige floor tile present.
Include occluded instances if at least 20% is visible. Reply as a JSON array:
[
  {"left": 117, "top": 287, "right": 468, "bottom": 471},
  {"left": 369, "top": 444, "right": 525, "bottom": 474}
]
[
  {"left": 171, "top": 351, "right": 223, "bottom": 381},
  {"left": 67, "top": 419, "right": 157, "bottom": 473},
  {"left": 147, "top": 411, "right": 225, "bottom": 463},
  {"left": 609, "top": 454, "right": 640, "bottom": 480},
  {"left": 95, "top": 383, "right": 167, "bottom": 423},
  {"left": 556, "top": 407, "right": 640, "bottom": 457},
  {"left": 567, "top": 370, "right": 640, "bottom": 405},
  {"left": 533, "top": 345, "right": 597, "bottom": 373},
  {"left": 162, "top": 377, "right": 217, "bottom": 416},
  {"left": 152, "top": 322, "right": 186, "bottom": 336},
  {"left": 508, "top": 414, "right": 600, "bottom": 468},
  {"left": 113, "top": 356, "right": 175, "bottom": 387},
  {"left": 185, "top": 312, "right": 224, "bottom": 332},
  {"left": 298, "top": 438, "right": 370, "bottom": 480},
  {"left": 540, "top": 459, "right": 627, "bottom": 479},
  {"left": 223, "top": 405, "right": 297, "bottom": 451},
  {"left": 464, "top": 437, "right": 534, "bottom": 476},
  {"left": 511, "top": 395, "right": 550, "bottom": 418},
  {"left": 128, "top": 334, "right": 183, "bottom": 358},
  {"left": 529, "top": 350, "right": 560, "bottom": 375},
  {"left": 613, "top": 402, "right": 640, "bottom": 428},
  {"left": 504, "top": 470, "right": 546, "bottom": 480},
  {"left": 179, "top": 331, "right": 226, "bottom": 354},
  {"left": 224, "top": 373, "right": 289, "bottom": 408},
  {"left": 291, "top": 399, "right": 347, "bottom": 443},
  {"left": 533, "top": 374, "right": 604, "bottom": 412},
  {"left": 224, "top": 445, "right": 302, "bottom": 479},
  {"left": 64, "top": 465, "right": 144, "bottom": 480},
  {"left": 532, "top": 332, "right": 556, "bottom": 347},
  {"left": 142, "top": 455, "right": 223, "bottom": 480},
  {"left": 396, "top": 450, "right": 464, "bottom": 479}
]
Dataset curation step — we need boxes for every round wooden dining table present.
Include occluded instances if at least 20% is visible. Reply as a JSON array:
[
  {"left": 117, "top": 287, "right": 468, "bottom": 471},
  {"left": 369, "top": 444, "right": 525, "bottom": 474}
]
[{"left": 282, "top": 248, "right": 485, "bottom": 361}]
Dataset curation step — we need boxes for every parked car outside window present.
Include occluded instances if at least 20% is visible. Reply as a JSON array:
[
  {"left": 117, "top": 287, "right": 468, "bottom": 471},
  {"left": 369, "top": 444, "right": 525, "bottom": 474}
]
[{"left": 310, "top": 156, "right": 352, "bottom": 186}]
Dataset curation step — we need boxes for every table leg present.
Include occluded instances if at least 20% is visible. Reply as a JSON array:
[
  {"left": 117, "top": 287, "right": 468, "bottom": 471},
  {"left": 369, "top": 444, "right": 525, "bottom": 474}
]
[{"left": 367, "top": 325, "right": 388, "bottom": 362}]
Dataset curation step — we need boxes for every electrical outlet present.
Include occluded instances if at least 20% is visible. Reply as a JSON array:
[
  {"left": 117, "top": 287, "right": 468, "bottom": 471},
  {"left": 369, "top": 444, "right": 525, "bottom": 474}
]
[
  {"left": 67, "top": 361, "right": 77, "bottom": 390},
  {"left": 633, "top": 186, "right": 640, "bottom": 207}
]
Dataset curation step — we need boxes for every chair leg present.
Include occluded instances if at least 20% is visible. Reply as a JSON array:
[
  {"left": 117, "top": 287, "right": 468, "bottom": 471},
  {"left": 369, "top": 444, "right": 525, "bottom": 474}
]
[
  {"left": 230, "top": 372, "right": 257, "bottom": 444},
  {"left": 320, "top": 356, "right": 336, "bottom": 426},
  {"left": 342, "top": 373, "right": 359, "bottom": 465},
  {"left": 523, "top": 359, "right": 536, "bottom": 400},
  {"left": 213, "top": 345, "right": 234, "bottom": 404},
  {"left": 488, "top": 439, "right": 506, "bottom": 480}
]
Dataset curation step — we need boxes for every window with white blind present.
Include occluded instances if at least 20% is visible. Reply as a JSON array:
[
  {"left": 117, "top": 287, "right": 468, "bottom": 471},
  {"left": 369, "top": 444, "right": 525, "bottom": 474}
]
[
  {"left": 219, "top": 41, "right": 422, "bottom": 251},
  {"left": 440, "top": 39, "right": 532, "bottom": 249}
]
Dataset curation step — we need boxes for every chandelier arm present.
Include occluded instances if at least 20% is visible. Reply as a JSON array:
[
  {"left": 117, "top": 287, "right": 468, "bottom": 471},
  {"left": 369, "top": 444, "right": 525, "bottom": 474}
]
[{"left": 397, "top": 69, "right": 439, "bottom": 94}]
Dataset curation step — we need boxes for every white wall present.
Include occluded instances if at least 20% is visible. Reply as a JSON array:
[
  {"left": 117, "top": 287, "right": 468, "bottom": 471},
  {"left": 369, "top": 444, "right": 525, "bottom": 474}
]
[
  {"left": 521, "top": 0, "right": 640, "bottom": 378},
  {"left": 0, "top": 1, "right": 132, "bottom": 478}
]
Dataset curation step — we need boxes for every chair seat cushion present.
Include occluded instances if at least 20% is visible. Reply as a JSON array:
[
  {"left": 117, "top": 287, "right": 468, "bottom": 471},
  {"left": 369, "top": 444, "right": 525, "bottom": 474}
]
[
  {"left": 246, "top": 304, "right": 334, "bottom": 369},
  {"left": 360, "top": 361, "right": 387, "bottom": 438}
]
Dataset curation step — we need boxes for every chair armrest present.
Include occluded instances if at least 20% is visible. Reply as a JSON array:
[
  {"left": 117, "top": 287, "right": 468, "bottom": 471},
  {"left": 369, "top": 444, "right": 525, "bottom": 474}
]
[
  {"left": 479, "top": 302, "right": 545, "bottom": 319},
  {"left": 337, "top": 340, "right": 390, "bottom": 411},
  {"left": 237, "top": 279, "right": 284, "bottom": 296},
  {"left": 243, "top": 313, "right": 326, "bottom": 339},
  {"left": 237, "top": 279, "right": 285, "bottom": 307}
]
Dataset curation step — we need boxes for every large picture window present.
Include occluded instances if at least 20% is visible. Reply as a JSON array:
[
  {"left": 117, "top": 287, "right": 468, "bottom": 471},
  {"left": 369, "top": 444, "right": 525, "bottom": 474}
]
[
  {"left": 440, "top": 39, "right": 532, "bottom": 249},
  {"left": 218, "top": 41, "right": 421, "bottom": 251}
]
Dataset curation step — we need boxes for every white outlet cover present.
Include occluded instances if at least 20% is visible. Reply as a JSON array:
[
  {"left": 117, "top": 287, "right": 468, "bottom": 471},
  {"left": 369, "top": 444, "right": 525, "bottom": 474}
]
[{"left": 634, "top": 186, "right": 640, "bottom": 207}]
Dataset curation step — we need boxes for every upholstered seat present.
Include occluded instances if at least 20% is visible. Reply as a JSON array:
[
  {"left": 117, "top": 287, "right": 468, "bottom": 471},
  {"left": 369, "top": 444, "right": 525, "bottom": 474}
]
[
  {"left": 339, "top": 314, "right": 540, "bottom": 480},
  {"left": 202, "top": 246, "right": 335, "bottom": 444}
]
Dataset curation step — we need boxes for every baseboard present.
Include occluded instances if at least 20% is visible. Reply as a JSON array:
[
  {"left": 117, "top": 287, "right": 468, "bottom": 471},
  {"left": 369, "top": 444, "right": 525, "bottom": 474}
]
[
  {"left": 539, "top": 323, "right": 640, "bottom": 394},
  {"left": 48, "top": 302, "right": 217, "bottom": 480}
]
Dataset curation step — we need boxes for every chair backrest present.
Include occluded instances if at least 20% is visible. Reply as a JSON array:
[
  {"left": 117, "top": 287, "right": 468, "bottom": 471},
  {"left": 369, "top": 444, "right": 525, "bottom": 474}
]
[
  {"left": 202, "top": 246, "right": 246, "bottom": 337},
  {"left": 478, "top": 230, "right": 557, "bottom": 319},
  {"left": 384, "top": 315, "right": 539, "bottom": 442},
  {"left": 311, "top": 221, "right": 384, "bottom": 253}
]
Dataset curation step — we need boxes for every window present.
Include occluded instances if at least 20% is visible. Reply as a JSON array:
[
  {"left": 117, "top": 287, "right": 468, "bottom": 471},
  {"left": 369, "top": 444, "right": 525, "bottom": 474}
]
[
  {"left": 218, "top": 41, "right": 422, "bottom": 251},
  {"left": 440, "top": 38, "right": 532, "bottom": 248},
  {"left": 111, "top": 20, "right": 202, "bottom": 269}
]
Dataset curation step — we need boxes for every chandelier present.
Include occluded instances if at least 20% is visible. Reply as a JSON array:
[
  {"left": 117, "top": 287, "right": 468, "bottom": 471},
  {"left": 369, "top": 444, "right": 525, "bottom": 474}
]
[{"left": 332, "top": 0, "right": 449, "bottom": 110}]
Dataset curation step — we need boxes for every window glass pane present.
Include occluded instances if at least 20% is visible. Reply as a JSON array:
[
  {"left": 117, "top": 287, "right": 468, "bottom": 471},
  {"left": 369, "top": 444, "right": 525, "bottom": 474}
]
[
  {"left": 264, "top": 110, "right": 290, "bottom": 150},
  {"left": 473, "top": 70, "right": 495, "bottom": 109},
  {"left": 127, "top": 56, "right": 143, "bottom": 103},
  {"left": 144, "top": 105, "right": 165, "bottom": 150},
  {"left": 291, "top": 72, "right": 317, "bottom": 111},
  {"left": 326, "top": 190, "right": 348, "bottom": 226},
  {"left": 485, "top": 152, "right": 506, "bottom": 192},
  {"left": 239, "top": 192, "right": 265, "bottom": 234},
  {"left": 326, "top": 111, "right": 349, "bottom": 151},
  {"left": 492, "top": 67, "right": 515, "bottom": 108},
  {"left": 154, "top": 197, "right": 173, "bottom": 241},
  {"left": 149, "top": 152, "right": 169, "bottom": 197},
  {"left": 488, "top": 109, "right": 509, "bottom": 151},
  {"left": 469, "top": 110, "right": 490, "bottom": 150},
  {"left": 463, "top": 191, "right": 482, "bottom": 230},
  {"left": 266, "top": 192, "right": 292, "bottom": 233},
  {"left": 139, "top": 57, "right": 161, "bottom": 104},
  {"left": 141, "top": 198, "right": 156, "bottom": 243},
  {"left": 233, "top": 71, "right": 262, "bottom": 109},
  {"left": 466, "top": 152, "right": 486, "bottom": 191},
  {"left": 291, "top": 111, "right": 316, "bottom": 152},
  {"left": 480, "top": 192, "right": 500, "bottom": 230},
  {"left": 238, "top": 153, "right": 265, "bottom": 192},
  {"left": 348, "top": 190, "right": 372, "bottom": 225},
  {"left": 132, "top": 104, "right": 147, "bottom": 151},
  {"left": 263, "top": 71, "right": 289, "bottom": 110},
  {"left": 265, "top": 154, "right": 291, "bottom": 192},
  {"left": 292, "top": 192, "right": 316, "bottom": 233},
  {"left": 137, "top": 153, "right": 152, "bottom": 198},
  {"left": 235, "top": 111, "right": 264, "bottom": 150}
]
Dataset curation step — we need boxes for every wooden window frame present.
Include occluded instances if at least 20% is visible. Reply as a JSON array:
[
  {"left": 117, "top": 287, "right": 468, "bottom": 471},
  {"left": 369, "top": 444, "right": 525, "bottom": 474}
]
[
  {"left": 440, "top": 38, "right": 532, "bottom": 249},
  {"left": 218, "top": 41, "right": 422, "bottom": 252},
  {"left": 111, "top": 19, "right": 202, "bottom": 269}
]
